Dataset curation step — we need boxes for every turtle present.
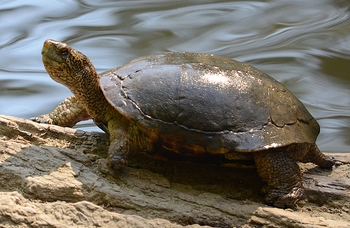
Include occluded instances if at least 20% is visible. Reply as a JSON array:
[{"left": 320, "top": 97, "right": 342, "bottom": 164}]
[{"left": 33, "top": 39, "right": 335, "bottom": 209}]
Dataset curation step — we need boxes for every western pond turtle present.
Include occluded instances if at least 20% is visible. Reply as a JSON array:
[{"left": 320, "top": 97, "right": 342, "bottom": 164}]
[{"left": 34, "top": 39, "right": 335, "bottom": 208}]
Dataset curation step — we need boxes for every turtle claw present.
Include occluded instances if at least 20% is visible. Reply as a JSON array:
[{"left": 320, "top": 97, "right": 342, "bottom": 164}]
[
  {"left": 265, "top": 186, "right": 305, "bottom": 209},
  {"left": 31, "top": 115, "right": 53, "bottom": 124},
  {"left": 109, "top": 156, "right": 128, "bottom": 170},
  {"left": 322, "top": 156, "right": 336, "bottom": 168}
]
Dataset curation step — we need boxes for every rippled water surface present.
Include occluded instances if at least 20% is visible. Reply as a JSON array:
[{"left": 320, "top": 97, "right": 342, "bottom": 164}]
[{"left": 0, "top": 0, "right": 349, "bottom": 152}]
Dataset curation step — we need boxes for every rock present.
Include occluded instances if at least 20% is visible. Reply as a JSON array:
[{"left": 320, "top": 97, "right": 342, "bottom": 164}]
[
  {"left": 0, "top": 114, "right": 349, "bottom": 227},
  {"left": 0, "top": 192, "right": 205, "bottom": 228}
]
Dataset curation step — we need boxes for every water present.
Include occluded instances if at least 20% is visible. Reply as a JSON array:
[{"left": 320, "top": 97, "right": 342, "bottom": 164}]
[{"left": 0, "top": 0, "right": 349, "bottom": 152}]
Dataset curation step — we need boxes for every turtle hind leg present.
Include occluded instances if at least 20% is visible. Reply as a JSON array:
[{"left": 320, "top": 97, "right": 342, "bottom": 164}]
[
  {"left": 254, "top": 149, "right": 304, "bottom": 209},
  {"left": 300, "top": 144, "right": 335, "bottom": 168}
]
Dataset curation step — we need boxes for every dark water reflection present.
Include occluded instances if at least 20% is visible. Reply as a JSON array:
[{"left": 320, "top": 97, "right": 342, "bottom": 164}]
[{"left": 0, "top": 0, "right": 349, "bottom": 152}]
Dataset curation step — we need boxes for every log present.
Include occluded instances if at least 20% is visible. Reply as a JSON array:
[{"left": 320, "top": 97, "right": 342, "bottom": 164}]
[{"left": 0, "top": 114, "right": 349, "bottom": 228}]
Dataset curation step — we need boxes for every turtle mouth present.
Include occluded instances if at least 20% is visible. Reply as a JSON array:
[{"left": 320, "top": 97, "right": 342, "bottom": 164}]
[
  {"left": 42, "top": 52, "right": 62, "bottom": 65},
  {"left": 42, "top": 50, "right": 63, "bottom": 64},
  {"left": 42, "top": 39, "right": 66, "bottom": 64}
]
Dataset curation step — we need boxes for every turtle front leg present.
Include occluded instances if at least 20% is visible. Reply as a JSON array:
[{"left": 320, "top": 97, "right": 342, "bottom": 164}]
[
  {"left": 107, "top": 118, "right": 153, "bottom": 170},
  {"left": 107, "top": 123, "right": 130, "bottom": 170},
  {"left": 32, "top": 95, "right": 90, "bottom": 127},
  {"left": 254, "top": 150, "right": 304, "bottom": 209}
]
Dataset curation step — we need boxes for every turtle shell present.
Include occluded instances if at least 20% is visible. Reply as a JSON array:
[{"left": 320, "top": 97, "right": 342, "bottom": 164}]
[{"left": 100, "top": 52, "right": 319, "bottom": 154}]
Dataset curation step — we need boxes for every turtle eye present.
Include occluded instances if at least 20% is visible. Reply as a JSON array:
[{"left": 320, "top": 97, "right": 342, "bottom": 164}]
[{"left": 60, "top": 48, "right": 69, "bottom": 58}]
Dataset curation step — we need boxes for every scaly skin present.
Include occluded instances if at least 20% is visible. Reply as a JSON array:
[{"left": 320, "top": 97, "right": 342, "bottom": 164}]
[
  {"left": 34, "top": 39, "right": 335, "bottom": 209},
  {"left": 32, "top": 95, "right": 90, "bottom": 127}
]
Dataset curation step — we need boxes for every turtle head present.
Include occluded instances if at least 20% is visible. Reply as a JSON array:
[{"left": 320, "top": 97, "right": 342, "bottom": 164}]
[{"left": 42, "top": 39, "right": 97, "bottom": 94}]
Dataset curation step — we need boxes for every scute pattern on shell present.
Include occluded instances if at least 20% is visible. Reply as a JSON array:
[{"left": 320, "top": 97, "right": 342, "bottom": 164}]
[{"left": 100, "top": 52, "right": 319, "bottom": 154}]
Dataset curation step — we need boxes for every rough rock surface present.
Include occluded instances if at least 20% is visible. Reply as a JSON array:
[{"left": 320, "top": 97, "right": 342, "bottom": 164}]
[{"left": 0, "top": 114, "right": 349, "bottom": 228}]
